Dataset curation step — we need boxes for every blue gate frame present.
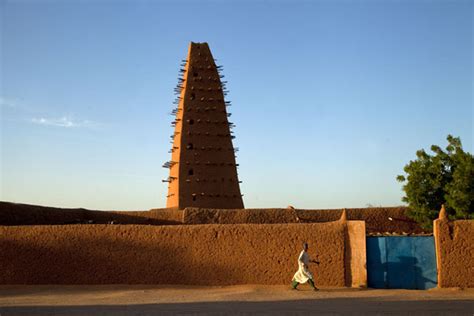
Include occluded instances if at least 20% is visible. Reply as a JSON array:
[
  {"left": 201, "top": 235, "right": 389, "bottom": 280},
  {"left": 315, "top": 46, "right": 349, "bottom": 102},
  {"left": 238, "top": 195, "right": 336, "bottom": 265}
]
[{"left": 367, "top": 236, "right": 437, "bottom": 289}]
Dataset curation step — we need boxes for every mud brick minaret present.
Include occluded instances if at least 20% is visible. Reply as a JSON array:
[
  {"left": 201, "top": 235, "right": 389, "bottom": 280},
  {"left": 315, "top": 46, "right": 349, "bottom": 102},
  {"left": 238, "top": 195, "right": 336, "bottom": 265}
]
[{"left": 163, "top": 42, "right": 244, "bottom": 209}]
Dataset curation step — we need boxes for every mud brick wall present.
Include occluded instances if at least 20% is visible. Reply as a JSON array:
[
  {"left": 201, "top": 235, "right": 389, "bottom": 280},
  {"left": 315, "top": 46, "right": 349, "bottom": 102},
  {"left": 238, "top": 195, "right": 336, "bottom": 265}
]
[
  {"left": 183, "top": 207, "right": 298, "bottom": 224},
  {"left": 345, "top": 221, "right": 367, "bottom": 288},
  {"left": 433, "top": 219, "right": 474, "bottom": 288},
  {"left": 0, "top": 222, "right": 350, "bottom": 286},
  {"left": 1, "top": 202, "right": 425, "bottom": 235},
  {"left": 183, "top": 207, "right": 426, "bottom": 234},
  {"left": 0, "top": 202, "right": 183, "bottom": 226}
]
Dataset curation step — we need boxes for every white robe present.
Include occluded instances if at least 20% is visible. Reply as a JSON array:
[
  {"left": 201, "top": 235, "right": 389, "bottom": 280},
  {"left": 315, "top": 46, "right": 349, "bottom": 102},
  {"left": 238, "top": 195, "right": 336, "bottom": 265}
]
[{"left": 292, "top": 250, "right": 313, "bottom": 283}]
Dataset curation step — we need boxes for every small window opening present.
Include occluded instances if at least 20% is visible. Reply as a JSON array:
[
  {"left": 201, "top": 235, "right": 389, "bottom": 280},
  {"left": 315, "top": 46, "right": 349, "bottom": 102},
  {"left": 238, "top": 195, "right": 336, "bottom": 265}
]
[
  {"left": 190, "top": 93, "right": 195, "bottom": 100},
  {"left": 192, "top": 195, "right": 196, "bottom": 201},
  {"left": 188, "top": 119, "right": 194, "bottom": 125},
  {"left": 187, "top": 143, "right": 194, "bottom": 150},
  {"left": 188, "top": 169, "right": 194, "bottom": 176}
]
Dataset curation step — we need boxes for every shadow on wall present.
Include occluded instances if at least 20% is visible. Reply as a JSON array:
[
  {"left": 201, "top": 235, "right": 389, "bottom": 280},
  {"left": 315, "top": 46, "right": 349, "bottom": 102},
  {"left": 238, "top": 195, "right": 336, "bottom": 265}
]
[
  {"left": 0, "top": 202, "right": 182, "bottom": 226},
  {"left": 183, "top": 207, "right": 428, "bottom": 234},
  {"left": 0, "top": 202, "right": 427, "bottom": 235},
  {"left": 0, "top": 235, "right": 231, "bottom": 285},
  {"left": 0, "top": 223, "right": 346, "bottom": 286}
]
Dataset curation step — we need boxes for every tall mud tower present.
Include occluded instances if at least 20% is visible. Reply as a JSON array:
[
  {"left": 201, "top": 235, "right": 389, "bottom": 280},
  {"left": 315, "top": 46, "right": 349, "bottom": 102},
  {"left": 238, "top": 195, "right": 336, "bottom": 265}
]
[{"left": 164, "top": 42, "right": 244, "bottom": 209}]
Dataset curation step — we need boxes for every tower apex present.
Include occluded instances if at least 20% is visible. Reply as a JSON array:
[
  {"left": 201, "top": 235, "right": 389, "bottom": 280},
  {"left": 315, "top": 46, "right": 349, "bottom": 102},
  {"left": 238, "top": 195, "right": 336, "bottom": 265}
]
[{"left": 164, "top": 44, "right": 244, "bottom": 209}]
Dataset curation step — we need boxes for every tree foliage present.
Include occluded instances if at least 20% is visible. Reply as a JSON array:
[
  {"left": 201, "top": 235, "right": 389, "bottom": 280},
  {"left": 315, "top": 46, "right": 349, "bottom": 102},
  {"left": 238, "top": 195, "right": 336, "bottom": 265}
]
[{"left": 397, "top": 135, "right": 474, "bottom": 228}]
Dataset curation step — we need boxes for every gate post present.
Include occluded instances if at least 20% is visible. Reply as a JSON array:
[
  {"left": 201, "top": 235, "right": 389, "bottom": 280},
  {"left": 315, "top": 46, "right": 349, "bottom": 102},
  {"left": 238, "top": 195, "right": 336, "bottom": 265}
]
[
  {"left": 433, "top": 205, "right": 448, "bottom": 288},
  {"left": 342, "top": 209, "right": 367, "bottom": 288}
]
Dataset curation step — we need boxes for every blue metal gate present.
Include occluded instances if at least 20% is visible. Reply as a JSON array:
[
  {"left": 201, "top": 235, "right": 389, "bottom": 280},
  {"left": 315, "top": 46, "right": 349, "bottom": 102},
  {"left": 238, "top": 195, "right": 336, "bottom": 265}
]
[{"left": 367, "top": 236, "right": 437, "bottom": 289}]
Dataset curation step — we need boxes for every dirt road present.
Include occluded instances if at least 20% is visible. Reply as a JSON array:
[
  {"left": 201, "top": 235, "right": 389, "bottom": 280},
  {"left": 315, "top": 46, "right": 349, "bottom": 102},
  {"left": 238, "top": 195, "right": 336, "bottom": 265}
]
[{"left": 0, "top": 285, "right": 473, "bottom": 315}]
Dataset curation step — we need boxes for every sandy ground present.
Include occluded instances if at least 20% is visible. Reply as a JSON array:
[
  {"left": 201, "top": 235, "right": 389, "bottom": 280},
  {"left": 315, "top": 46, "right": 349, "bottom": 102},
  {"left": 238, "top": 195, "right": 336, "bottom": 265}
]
[{"left": 0, "top": 285, "right": 473, "bottom": 315}]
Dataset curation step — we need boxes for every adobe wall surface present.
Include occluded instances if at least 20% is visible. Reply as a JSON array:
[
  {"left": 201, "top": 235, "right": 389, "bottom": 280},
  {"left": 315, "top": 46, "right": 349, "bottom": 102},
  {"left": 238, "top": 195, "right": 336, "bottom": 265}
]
[
  {"left": 345, "top": 221, "right": 367, "bottom": 288},
  {"left": 183, "top": 207, "right": 427, "bottom": 234},
  {"left": 0, "top": 202, "right": 427, "bottom": 235},
  {"left": 434, "top": 219, "right": 474, "bottom": 288},
  {"left": 0, "top": 202, "right": 183, "bottom": 226},
  {"left": 0, "top": 222, "right": 348, "bottom": 286},
  {"left": 183, "top": 207, "right": 298, "bottom": 225}
]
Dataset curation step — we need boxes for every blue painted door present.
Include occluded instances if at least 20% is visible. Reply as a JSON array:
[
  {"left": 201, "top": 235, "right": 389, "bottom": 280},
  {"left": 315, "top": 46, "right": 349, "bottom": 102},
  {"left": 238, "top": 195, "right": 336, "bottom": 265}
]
[
  {"left": 413, "top": 237, "right": 438, "bottom": 289},
  {"left": 386, "top": 237, "right": 416, "bottom": 289},
  {"left": 367, "top": 236, "right": 437, "bottom": 289}
]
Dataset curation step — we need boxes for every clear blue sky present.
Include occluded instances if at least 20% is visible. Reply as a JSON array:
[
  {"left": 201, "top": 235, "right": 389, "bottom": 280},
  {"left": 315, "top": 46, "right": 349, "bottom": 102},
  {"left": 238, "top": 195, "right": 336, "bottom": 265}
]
[{"left": 1, "top": 0, "right": 472, "bottom": 210}]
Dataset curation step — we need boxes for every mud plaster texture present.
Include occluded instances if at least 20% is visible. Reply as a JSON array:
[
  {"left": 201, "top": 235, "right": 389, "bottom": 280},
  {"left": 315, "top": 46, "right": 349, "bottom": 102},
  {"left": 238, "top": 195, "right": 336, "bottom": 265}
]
[
  {"left": 434, "top": 219, "right": 474, "bottom": 288},
  {"left": 165, "top": 42, "right": 243, "bottom": 209},
  {"left": 345, "top": 221, "right": 367, "bottom": 288},
  {"left": 183, "top": 207, "right": 427, "bottom": 234},
  {"left": 0, "top": 223, "right": 346, "bottom": 286},
  {"left": 0, "top": 202, "right": 183, "bottom": 226},
  {"left": 0, "top": 202, "right": 426, "bottom": 235}
]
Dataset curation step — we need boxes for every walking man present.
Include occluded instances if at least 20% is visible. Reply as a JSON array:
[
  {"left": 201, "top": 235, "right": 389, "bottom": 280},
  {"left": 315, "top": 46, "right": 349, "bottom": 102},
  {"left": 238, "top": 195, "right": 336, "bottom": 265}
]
[{"left": 291, "top": 242, "right": 319, "bottom": 291}]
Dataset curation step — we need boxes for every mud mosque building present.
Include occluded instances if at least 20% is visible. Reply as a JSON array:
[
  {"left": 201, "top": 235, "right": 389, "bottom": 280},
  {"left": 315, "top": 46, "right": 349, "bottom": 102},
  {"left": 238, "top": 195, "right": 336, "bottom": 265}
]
[
  {"left": 164, "top": 42, "right": 244, "bottom": 209},
  {"left": 0, "top": 43, "right": 472, "bottom": 292}
]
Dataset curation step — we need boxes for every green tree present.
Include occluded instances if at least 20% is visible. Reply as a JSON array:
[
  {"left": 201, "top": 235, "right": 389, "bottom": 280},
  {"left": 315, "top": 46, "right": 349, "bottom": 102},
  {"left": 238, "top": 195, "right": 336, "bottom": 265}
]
[{"left": 397, "top": 135, "right": 474, "bottom": 228}]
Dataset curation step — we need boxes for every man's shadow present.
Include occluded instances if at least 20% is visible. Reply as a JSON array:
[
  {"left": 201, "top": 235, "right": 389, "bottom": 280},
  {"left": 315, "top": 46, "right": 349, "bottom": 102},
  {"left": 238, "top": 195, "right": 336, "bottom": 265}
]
[{"left": 389, "top": 256, "right": 437, "bottom": 289}]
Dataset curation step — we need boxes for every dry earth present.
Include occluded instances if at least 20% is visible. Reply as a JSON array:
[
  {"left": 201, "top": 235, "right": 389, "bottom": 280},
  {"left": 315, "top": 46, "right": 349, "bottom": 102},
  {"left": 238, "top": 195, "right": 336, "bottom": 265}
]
[{"left": 0, "top": 285, "right": 473, "bottom": 315}]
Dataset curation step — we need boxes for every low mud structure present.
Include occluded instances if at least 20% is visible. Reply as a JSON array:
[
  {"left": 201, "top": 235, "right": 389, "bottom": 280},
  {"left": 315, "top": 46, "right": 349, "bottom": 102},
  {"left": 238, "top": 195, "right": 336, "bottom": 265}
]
[
  {"left": 0, "top": 202, "right": 369, "bottom": 286},
  {"left": 3, "top": 201, "right": 472, "bottom": 288},
  {"left": 0, "top": 221, "right": 366, "bottom": 286},
  {"left": 0, "top": 202, "right": 426, "bottom": 235},
  {"left": 0, "top": 202, "right": 183, "bottom": 226},
  {"left": 183, "top": 207, "right": 426, "bottom": 235}
]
